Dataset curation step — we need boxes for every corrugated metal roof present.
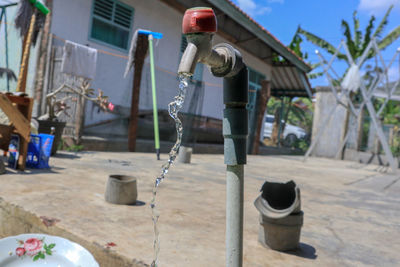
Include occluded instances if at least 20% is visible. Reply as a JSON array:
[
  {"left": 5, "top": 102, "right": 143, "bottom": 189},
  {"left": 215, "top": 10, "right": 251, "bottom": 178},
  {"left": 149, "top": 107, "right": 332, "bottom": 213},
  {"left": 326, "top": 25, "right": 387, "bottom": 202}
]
[
  {"left": 207, "top": 0, "right": 312, "bottom": 97},
  {"left": 271, "top": 64, "right": 312, "bottom": 98}
]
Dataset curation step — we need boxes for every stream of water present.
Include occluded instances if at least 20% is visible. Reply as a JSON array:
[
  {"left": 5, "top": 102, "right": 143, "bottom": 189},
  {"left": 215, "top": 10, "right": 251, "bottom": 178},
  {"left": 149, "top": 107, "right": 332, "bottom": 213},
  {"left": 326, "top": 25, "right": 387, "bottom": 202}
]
[{"left": 150, "top": 74, "right": 190, "bottom": 267}]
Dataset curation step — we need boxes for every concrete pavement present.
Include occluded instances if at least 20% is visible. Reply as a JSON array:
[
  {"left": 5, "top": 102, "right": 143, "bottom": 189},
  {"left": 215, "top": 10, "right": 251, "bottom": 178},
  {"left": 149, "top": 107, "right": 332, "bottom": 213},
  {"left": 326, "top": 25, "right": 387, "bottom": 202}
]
[{"left": 0, "top": 152, "right": 399, "bottom": 266}]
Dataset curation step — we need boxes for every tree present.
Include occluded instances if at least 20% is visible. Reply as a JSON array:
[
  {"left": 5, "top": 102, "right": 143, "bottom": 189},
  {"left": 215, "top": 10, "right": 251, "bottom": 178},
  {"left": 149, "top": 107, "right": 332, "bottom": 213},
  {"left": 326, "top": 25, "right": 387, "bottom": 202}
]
[
  {"left": 299, "top": 5, "right": 400, "bottom": 153},
  {"left": 298, "top": 5, "right": 400, "bottom": 63}
]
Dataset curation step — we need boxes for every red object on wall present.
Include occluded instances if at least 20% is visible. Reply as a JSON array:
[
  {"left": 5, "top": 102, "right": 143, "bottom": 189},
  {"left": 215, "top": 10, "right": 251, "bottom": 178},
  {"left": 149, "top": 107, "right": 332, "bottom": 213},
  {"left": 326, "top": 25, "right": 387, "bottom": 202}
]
[{"left": 182, "top": 7, "right": 217, "bottom": 34}]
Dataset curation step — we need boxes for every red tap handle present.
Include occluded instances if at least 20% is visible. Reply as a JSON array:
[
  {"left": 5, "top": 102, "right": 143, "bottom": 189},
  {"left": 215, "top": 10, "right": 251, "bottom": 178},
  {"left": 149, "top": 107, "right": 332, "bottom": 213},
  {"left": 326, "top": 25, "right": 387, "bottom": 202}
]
[{"left": 182, "top": 7, "right": 217, "bottom": 34}]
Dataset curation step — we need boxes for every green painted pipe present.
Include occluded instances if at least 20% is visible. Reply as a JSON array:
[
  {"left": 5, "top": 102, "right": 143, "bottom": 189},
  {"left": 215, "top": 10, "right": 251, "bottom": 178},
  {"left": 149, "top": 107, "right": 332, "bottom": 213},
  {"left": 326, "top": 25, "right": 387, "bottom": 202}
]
[
  {"left": 148, "top": 35, "right": 160, "bottom": 160},
  {"left": 29, "top": 0, "right": 50, "bottom": 15}
]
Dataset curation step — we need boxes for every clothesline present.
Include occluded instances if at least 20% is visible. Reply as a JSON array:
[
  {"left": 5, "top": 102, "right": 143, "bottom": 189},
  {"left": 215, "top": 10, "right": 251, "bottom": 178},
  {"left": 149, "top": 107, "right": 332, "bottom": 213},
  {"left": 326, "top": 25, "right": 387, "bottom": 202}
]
[{"left": 51, "top": 34, "right": 222, "bottom": 88}]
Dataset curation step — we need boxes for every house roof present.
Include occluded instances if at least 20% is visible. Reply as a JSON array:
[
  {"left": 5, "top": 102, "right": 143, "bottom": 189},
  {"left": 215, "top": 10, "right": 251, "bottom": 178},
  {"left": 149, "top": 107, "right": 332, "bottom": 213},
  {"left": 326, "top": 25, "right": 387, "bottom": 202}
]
[
  {"left": 270, "top": 64, "right": 312, "bottom": 98},
  {"left": 160, "top": 0, "right": 312, "bottom": 97},
  {"left": 210, "top": 0, "right": 311, "bottom": 73}
]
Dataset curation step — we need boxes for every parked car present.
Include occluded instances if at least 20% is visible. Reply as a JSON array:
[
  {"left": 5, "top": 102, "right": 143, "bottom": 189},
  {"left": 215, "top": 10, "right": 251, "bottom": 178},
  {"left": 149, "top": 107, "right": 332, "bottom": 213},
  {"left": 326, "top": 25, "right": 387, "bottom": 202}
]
[{"left": 263, "top": 114, "right": 307, "bottom": 146}]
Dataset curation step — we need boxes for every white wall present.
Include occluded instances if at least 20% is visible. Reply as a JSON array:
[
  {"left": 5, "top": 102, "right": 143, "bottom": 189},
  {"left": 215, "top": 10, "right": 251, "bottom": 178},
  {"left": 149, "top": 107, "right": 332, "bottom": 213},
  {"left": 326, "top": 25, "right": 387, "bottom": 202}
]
[
  {"left": 50, "top": 0, "right": 273, "bottom": 135},
  {"left": 0, "top": 5, "right": 39, "bottom": 96}
]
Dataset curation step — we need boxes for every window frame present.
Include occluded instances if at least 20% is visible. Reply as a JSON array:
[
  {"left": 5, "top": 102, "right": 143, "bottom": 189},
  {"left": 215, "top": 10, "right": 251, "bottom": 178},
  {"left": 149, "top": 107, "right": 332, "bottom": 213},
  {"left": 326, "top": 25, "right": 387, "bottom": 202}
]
[
  {"left": 247, "top": 67, "right": 266, "bottom": 110},
  {"left": 248, "top": 67, "right": 266, "bottom": 91},
  {"left": 88, "top": 0, "right": 134, "bottom": 52}
]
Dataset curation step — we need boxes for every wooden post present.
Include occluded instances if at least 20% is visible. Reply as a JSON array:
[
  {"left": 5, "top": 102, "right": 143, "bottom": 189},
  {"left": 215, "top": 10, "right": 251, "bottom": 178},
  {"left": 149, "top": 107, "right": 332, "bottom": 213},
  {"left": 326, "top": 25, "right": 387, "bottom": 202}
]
[
  {"left": 128, "top": 35, "right": 149, "bottom": 152},
  {"left": 16, "top": 13, "right": 36, "bottom": 93},
  {"left": 74, "top": 88, "right": 86, "bottom": 145},
  {"left": 34, "top": 0, "right": 53, "bottom": 115},
  {"left": 252, "top": 80, "right": 270, "bottom": 154},
  {"left": 271, "top": 105, "right": 281, "bottom": 146},
  {"left": 281, "top": 97, "right": 293, "bottom": 139}
]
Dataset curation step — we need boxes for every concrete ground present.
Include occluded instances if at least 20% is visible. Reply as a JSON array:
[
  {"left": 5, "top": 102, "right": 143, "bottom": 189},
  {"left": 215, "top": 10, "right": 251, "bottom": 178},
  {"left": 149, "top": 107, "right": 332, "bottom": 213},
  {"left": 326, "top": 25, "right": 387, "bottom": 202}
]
[{"left": 0, "top": 152, "right": 399, "bottom": 266}]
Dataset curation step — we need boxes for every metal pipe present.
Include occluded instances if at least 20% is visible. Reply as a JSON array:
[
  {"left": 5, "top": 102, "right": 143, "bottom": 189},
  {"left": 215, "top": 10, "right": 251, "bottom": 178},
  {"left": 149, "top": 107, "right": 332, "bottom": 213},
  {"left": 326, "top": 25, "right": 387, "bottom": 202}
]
[
  {"left": 179, "top": 8, "right": 248, "bottom": 266},
  {"left": 226, "top": 164, "right": 244, "bottom": 267},
  {"left": 223, "top": 65, "right": 248, "bottom": 267},
  {"left": 148, "top": 34, "right": 161, "bottom": 160}
]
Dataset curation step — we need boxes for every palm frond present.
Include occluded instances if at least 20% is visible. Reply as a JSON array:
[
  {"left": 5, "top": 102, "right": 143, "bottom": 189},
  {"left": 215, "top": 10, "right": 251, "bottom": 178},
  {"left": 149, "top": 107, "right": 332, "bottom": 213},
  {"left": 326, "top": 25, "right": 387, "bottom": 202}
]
[
  {"left": 290, "top": 106, "right": 306, "bottom": 121},
  {"left": 298, "top": 27, "right": 346, "bottom": 59},
  {"left": 373, "top": 4, "right": 393, "bottom": 38},
  {"left": 342, "top": 20, "right": 358, "bottom": 58},
  {"left": 378, "top": 25, "right": 400, "bottom": 50},
  {"left": 353, "top": 11, "right": 362, "bottom": 51},
  {"left": 307, "top": 72, "right": 324, "bottom": 79},
  {"left": 310, "top": 62, "right": 322, "bottom": 69},
  {"left": 288, "top": 26, "right": 307, "bottom": 59},
  {"left": 361, "top": 15, "right": 375, "bottom": 55}
]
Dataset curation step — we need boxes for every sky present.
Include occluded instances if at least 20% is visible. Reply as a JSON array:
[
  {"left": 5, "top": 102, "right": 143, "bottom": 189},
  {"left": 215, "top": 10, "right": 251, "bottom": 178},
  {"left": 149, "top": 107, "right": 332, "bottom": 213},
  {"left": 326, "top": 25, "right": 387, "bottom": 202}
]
[{"left": 231, "top": 0, "right": 400, "bottom": 87}]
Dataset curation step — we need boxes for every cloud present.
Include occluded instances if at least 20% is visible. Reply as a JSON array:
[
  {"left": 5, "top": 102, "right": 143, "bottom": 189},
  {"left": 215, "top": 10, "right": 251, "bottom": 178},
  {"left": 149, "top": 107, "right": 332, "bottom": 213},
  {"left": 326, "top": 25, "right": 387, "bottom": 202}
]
[
  {"left": 236, "top": 0, "right": 272, "bottom": 16},
  {"left": 358, "top": 0, "right": 400, "bottom": 14}
]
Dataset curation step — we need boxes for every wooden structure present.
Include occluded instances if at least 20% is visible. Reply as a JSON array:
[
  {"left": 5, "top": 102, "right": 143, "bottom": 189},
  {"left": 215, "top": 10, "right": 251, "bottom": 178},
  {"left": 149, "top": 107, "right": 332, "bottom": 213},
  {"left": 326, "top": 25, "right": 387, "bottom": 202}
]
[
  {"left": 0, "top": 93, "right": 33, "bottom": 170},
  {"left": 304, "top": 39, "right": 399, "bottom": 172}
]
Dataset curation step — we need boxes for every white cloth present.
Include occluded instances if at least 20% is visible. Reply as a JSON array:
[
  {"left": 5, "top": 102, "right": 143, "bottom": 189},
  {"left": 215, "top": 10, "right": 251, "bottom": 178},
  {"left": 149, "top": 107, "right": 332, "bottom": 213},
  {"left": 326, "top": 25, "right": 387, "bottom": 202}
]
[
  {"left": 341, "top": 64, "right": 361, "bottom": 93},
  {"left": 124, "top": 29, "right": 139, "bottom": 78},
  {"left": 61, "top": 41, "right": 98, "bottom": 80}
]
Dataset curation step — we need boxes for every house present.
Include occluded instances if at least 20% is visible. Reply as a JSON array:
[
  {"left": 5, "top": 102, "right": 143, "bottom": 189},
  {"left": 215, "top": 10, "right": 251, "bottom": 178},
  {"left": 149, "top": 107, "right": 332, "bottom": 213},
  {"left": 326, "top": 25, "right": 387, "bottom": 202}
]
[{"left": 1, "top": 0, "right": 312, "bottom": 150}]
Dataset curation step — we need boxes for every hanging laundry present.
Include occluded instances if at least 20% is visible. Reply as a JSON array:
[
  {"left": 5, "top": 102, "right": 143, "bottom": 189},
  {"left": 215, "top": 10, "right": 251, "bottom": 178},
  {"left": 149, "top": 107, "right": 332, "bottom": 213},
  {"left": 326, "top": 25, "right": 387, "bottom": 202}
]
[{"left": 61, "top": 40, "right": 98, "bottom": 80}]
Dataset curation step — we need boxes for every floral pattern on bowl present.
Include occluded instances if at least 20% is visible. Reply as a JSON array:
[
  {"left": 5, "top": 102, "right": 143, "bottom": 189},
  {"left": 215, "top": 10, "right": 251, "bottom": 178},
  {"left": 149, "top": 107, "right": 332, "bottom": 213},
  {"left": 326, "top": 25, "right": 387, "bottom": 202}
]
[
  {"left": 14, "top": 237, "right": 56, "bottom": 261},
  {"left": 0, "top": 233, "right": 99, "bottom": 267}
]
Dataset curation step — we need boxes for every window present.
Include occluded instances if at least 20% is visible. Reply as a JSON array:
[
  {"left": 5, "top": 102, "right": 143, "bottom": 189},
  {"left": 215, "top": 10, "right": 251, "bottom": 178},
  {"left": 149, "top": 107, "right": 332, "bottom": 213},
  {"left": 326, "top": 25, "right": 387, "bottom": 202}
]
[
  {"left": 90, "top": 0, "right": 134, "bottom": 50},
  {"left": 180, "top": 35, "right": 204, "bottom": 83},
  {"left": 248, "top": 67, "right": 265, "bottom": 91},
  {"left": 247, "top": 67, "right": 266, "bottom": 110}
]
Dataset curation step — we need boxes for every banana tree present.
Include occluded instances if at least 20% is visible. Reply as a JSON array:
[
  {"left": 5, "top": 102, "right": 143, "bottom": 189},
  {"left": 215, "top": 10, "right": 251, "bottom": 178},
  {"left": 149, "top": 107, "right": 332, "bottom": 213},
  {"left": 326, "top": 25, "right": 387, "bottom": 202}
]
[
  {"left": 299, "top": 5, "right": 400, "bottom": 153},
  {"left": 298, "top": 5, "right": 400, "bottom": 65}
]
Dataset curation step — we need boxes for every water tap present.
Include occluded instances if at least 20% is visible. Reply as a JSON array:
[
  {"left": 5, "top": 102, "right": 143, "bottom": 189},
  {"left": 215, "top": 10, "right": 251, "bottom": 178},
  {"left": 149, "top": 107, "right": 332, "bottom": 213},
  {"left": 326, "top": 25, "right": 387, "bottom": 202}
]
[{"left": 178, "top": 7, "right": 244, "bottom": 78}]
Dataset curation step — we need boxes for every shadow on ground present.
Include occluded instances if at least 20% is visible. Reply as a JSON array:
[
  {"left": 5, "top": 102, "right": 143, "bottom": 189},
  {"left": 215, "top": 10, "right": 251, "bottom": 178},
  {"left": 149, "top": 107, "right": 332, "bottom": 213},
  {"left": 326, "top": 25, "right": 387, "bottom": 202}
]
[
  {"left": 5, "top": 166, "right": 64, "bottom": 175},
  {"left": 53, "top": 152, "right": 81, "bottom": 159},
  {"left": 284, "top": 243, "right": 317, "bottom": 260}
]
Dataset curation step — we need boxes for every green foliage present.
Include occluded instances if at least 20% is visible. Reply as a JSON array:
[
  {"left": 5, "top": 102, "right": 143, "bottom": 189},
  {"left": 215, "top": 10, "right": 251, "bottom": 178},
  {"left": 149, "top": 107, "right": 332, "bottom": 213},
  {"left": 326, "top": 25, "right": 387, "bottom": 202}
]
[
  {"left": 378, "top": 26, "right": 400, "bottom": 50},
  {"left": 299, "top": 4, "right": 400, "bottom": 62},
  {"left": 66, "top": 144, "right": 84, "bottom": 152},
  {"left": 373, "top": 5, "right": 392, "bottom": 38},
  {"left": 288, "top": 27, "right": 308, "bottom": 60},
  {"left": 381, "top": 100, "right": 400, "bottom": 125},
  {"left": 288, "top": 98, "right": 314, "bottom": 133},
  {"left": 297, "top": 27, "right": 347, "bottom": 60},
  {"left": 267, "top": 97, "right": 314, "bottom": 133},
  {"left": 293, "top": 138, "right": 310, "bottom": 152},
  {"left": 391, "top": 127, "right": 400, "bottom": 157},
  {"left": 58, "top": 138, "right": 84, "bottom": 152},
  {"left": 353, "top": 11, "right": 362, "bottom": 49}
]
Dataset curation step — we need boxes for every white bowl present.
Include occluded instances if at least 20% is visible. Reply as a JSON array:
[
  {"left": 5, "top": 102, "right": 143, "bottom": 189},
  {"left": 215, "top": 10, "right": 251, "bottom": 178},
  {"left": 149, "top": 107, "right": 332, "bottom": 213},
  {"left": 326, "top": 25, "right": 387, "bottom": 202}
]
[{"left": 0, "top": 233, "right": 99, "bottom": 267}]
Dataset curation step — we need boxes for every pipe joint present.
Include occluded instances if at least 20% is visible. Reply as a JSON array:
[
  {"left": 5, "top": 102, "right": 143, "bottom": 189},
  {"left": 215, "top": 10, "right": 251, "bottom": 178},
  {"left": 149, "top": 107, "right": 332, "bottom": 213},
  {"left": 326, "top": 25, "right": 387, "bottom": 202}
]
[{"left": 210, "top": 44, "right": 244, "bottom": 78}]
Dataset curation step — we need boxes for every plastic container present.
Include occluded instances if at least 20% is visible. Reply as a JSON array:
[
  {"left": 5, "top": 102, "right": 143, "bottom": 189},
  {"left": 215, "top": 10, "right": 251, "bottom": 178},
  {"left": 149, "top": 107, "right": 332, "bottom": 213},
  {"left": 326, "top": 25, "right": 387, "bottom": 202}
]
[{"left": 26, "top": 134, "right": 54, "bottom": 168}]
